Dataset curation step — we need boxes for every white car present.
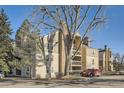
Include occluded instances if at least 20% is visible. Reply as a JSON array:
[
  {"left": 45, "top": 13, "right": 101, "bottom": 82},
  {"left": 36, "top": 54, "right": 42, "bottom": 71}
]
[{"left": 0, "top": 72, "right": 4, "bottom": 79}]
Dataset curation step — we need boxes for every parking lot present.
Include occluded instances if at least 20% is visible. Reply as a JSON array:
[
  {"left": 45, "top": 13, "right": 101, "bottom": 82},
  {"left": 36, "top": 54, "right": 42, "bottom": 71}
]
[{"left": 0, "top": 75, "right": 124, "bottom": 88}]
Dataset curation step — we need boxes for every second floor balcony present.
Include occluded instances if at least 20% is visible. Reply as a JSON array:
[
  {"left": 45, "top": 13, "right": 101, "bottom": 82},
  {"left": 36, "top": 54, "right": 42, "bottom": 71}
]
[
  {"left": 71, "top": 60, "right": 82, "bottom": 66},
  {"left": 72, "top": 46, "right": 81, "bottom": 56}
]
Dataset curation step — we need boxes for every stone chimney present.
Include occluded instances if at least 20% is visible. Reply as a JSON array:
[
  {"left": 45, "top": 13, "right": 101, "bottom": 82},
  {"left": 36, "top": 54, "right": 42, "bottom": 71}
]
[
  {"left": 104, "top": 45, "right": 107, "bottom": 50},
  {"left": 83, "top": 37, "right": 89, "bottom": 46}
]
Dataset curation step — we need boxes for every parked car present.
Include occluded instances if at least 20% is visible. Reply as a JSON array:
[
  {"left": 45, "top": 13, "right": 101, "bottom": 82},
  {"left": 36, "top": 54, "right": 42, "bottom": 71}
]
[
  {"left": 0, "top": 71, "right": 4, "bottom": 79},
  {"left": 80, "top": 69, "right": 102, "bottom": 77}
]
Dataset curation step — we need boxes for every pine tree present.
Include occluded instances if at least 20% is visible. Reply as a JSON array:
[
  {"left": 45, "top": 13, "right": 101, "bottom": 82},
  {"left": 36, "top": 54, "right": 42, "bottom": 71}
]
[
  {"left": 15, "top": 19, "right": 35, "bottom": 58},
  {"left": 15, "top": 19, "right": 39, "bottom": 78},
  {"left": 0, "top": 8, "right": 13, "bottom": 72},
  {"left": 16, "top": 19, "right": 31, "bottom": 48}
]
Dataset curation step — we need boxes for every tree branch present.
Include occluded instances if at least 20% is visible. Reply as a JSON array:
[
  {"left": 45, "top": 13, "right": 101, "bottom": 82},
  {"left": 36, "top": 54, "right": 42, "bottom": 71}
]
[
  {"left": 76, "top": 6, "right": 91, "bottom": 31},
  {"left": 72, "top": 6, "right": 104, "bottom": 59}
]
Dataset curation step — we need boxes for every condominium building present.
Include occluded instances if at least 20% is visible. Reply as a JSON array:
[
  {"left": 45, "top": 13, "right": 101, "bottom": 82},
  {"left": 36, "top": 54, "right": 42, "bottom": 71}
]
[
  {"left": 34, "top": 31, "right": 63, "bottom": 78},
  {"left": 14, "top": 20, "right": 101, "bottom": 79},
  {"left": 14, "top": 31, "right": 100, "bottom": 79},
  {"left": 99, "top": 45, "right": 114, "bottom": 72},
  {"left": 69, "top": 32, "right": 82, "bottom": 74},
  {"left": 82, "top": 45, "right": 99, "bottom": 70},
  {"left": 33, "top": 31, "right": 99, "bottom": 78},
  {"left": 35, "top": 31, "right": 83, "bottom": 78}
]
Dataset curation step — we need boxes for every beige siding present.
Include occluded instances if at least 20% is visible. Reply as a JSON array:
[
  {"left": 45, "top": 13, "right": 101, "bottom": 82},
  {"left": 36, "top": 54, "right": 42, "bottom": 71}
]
[
  {"left": 86, "top": 48, "right": 99, "bottom": 69},
  {"left": 36, "top": 31, "right": 60, "bottom": 78},
  {"left": 35, "top": 62, "right": 47, "bottom": 78},
  {"left": 82, "top": 46, "right": 86, "bottom": 70},
  {"left": 20, "top": 29, "right": 102, "bottom": 79},
  {"left": 82, "top": 45, "right": 99, "bottom": 70},
  {"left": 99, "top": 48, "right": 113, "bottom": 72}
]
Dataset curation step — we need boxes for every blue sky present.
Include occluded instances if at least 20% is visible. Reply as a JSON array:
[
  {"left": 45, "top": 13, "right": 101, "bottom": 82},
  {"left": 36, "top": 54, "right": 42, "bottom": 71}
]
[
  {"left": 0, "top": 5, "right": 124, "bottom": 55},
  {"left": 91, "top": 6, "right": 124, "bottom": 55},
  {"left": 0, "top": 5, "right": 34, "bottom": 39}
]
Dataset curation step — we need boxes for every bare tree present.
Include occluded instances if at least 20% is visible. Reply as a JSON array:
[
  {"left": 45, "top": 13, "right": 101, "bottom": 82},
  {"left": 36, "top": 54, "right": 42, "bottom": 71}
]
[
  {"left": 29, "top": 5, "right": 107, "bottom": 76},
  {"left": 29, "top": 28, "right": 56, "bottom": 79},
  {"left": 113, "top": 53, "right": 121, "bottom": 71},
  {"left": 120, "top": 54, "right": 124, "bottom": 71}
]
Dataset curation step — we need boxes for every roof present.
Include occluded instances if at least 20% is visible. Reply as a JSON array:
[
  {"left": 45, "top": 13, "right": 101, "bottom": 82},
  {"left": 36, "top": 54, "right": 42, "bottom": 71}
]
[{"left": 82, "top": 44, "right": 99, "bottom": 51}]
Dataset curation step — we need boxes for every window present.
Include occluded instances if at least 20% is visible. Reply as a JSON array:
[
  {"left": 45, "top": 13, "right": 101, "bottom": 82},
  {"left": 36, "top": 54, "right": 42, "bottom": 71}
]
[
  {"left": 27, "top": 67, "right": 29, "bottom": 71},
  {"left": 92, "top": 51, "right": 95, "bottom": 55},
  {"left": 110, "top": 51, "right": 111, "bottom": 57},
  {"left": 47, "top": 43, "right": 53, "bottom": 49}
]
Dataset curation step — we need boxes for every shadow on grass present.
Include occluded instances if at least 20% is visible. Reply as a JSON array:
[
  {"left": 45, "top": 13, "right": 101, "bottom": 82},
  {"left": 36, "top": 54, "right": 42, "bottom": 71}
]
[
  {"left": 0, "top": 79, "right": 15, "bottom": 82},
  {"left": 32, "top": 78, "right": 124, "bottom": 87},
  {"left": 94, "top": 79, "right": 124, "bottom": 82},
  {"left": 1, "top": 77, "right": 124, "bottom": 88},
  {"left": 45, "top": 79, "right": 124, "bottom": 88}
]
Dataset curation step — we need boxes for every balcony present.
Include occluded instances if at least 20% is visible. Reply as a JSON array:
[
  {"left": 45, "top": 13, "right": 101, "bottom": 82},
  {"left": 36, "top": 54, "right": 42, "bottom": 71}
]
[
  {"left": 72, "top": 56, "right": 81, "bottom": 61},
  {"left": 72, "top": 47, "right": 81, "bottom": 57},
  {"left": 71, "top": 61, "right": 82, "bottom": 65},
  {"left": 73, "top": 47, "right": 81, "bottom": 51},
  {"left": 72, "top": 51, "right": 81, "bottom": 55},
  {"left": 69, "top": 70, "right": 82, "bottom": 73}
]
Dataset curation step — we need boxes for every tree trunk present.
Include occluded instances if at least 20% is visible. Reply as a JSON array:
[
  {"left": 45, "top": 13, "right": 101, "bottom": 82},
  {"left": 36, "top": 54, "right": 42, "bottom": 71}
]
[
  {"left": 47, "top": 51, "right": 52, "bottom": 80},
  {"left": 30, "top": 66, "right": 31, "bottom": 79},
  {"left": 64, "top": 38, "right": 72, "bottom": 76},
  {"left": 64, "top": 51, "right": 71, "bottom": 76},
  {"left": 121, "top": 62, "right": 123, "bottom": 71}
]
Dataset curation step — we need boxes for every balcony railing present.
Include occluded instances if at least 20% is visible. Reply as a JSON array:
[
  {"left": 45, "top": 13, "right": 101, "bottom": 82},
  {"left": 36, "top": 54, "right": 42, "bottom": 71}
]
[
  {"left": 72, "top": 51, "right": 81, "bottom": 55},
  {"left": 73, "top": 47, "right": 81, "bottom": 51},
  {"left": 72, "top": 47, "right": 81, "bottom": 55},
  {"left": 69, "top": 70, "right": 82, "bottom": 72},
  {"left": 71, "top": 61, "right": 82, "bottom": 65}
]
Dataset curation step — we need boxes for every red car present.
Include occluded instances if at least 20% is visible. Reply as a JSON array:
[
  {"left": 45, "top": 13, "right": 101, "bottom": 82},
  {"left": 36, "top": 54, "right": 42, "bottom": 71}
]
[{"left": 80, "top": 69, "right": 102, "bottom": 77}]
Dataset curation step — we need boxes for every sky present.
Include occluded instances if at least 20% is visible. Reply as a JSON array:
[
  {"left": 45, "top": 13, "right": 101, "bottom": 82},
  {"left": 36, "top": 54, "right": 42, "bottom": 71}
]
[
  {"left": 0, "top": 5, "right": 124, "bottom": 55},
  {"left": 91, "top": 6, "right": 124, "bottom": 55},
  {"left": 0, "top": 5, "right": 34, "bottom": 39}
]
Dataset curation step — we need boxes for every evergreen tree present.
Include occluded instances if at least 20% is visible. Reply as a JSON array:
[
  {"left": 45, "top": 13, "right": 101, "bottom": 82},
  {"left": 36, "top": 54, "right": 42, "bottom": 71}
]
[
  {"left": 16, "top": 19, "right": 31, "bottom": 48},
  {"left": 15, "top": 19, "right": 40, "bottom": 78},
  {"left": 15, "top": 19, "right": 35, "bottom": 58},
  {"left": 0, "top": 8, "right": 13, "bottom": 72}
]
